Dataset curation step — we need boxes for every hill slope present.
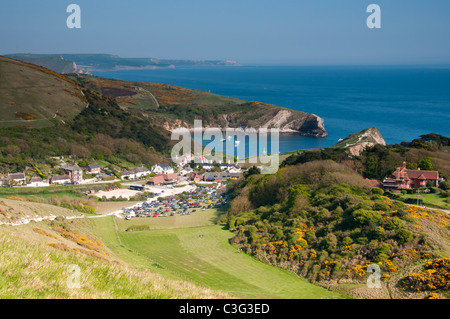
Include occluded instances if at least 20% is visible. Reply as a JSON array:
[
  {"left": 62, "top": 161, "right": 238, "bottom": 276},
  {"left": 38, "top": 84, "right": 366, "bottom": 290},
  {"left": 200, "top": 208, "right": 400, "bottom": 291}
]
[
  {"left": 0, "top": 56, "right": 87, "bottom": 128},
  {"left": 4, "top": 54, "right": 79, "bottom": 74},
  {"left": 0, "top": 200, "right": 230, "bottom": 298}
]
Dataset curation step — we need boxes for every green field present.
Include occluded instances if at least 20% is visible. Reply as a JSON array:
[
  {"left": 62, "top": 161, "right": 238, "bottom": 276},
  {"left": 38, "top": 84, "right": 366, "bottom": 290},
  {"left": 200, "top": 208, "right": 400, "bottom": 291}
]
[
  {"left": 90, "top": 210, "right": 345, "bottom": 299},
  {"left": 396, "top": 192, "right": 450, "bottom": 210}
]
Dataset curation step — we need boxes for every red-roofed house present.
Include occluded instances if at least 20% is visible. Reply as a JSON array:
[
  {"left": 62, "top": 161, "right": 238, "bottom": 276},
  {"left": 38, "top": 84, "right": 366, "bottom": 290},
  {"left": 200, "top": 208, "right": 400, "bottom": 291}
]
[
  {"left": 147, "top": 174, "right": 166, "bottom": 186},
  {"left": 383, "top": 162, "right": 440, "bottom": 191},
  {"left": 147, "top": 173, "right": 179, "bottom": 186}
]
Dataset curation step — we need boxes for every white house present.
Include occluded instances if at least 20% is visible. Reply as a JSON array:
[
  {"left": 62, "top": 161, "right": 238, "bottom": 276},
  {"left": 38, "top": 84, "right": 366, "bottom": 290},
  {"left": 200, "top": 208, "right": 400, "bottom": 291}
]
[
  {"left": 120, "top": 166, "right": 152, "bottom": 180},
  {"left": 179, "top": 166, "right": 193, "bottom": 176},
  {"left": 7, "top": 172, "right": 26, "bottom": 185},
  {"left": 27, "top": 177, "right": 50, "bottom": 187},
  {"left": 151, "top": 164, "right": 174, "bottom": 175},
  {"left": 50, "top": 175, "right": 72, "bottom": 185}
]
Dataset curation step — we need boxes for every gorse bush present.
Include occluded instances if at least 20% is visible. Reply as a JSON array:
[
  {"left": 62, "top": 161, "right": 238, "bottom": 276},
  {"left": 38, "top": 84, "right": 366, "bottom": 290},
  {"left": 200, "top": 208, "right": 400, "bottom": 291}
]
[{"left": 399, "top": 258, "right": 450, "bottom": 292}]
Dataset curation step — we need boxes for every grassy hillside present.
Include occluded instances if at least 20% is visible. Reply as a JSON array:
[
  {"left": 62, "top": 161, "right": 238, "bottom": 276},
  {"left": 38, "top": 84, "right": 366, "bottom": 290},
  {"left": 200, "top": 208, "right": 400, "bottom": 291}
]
[
  {"left": 4, "top": 54, "right": 78, "bottom": 74},
  {"left": 0, "top": 201, "right": 230, "bottom": 298},
  {"left": 89, "top": 210, "right": 343, "bottom": 299},
  {"left": 0, "top": 56, "right": 86, "bottom": 128},
  {"left": 0, "top": 194, "right": 344, "bottom": 299},
  {"left": 0, "top": 197, "right": 85, "bottom": 225}
]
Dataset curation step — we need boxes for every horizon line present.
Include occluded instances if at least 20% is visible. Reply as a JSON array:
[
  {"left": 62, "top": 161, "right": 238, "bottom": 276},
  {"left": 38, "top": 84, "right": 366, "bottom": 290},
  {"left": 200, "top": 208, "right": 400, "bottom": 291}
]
[{"left": 2, "top": 52, "right": 450, "bottom": 68}]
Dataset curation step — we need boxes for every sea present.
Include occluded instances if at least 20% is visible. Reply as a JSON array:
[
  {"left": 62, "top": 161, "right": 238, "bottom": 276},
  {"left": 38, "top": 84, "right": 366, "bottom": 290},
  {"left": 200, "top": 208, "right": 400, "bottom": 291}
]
[{"left": 93, "top": 65, "right": 450, "bottom": 156}]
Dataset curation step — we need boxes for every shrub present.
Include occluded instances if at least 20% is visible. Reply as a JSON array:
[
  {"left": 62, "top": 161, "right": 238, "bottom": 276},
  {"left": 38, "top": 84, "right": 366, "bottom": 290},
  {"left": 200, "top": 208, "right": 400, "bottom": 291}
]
[
  {"left": 374, "top": 202, "right": 390, "bottom": 212},
  {"left": 341, "top": 236, "right": 353, "bottom": 247},
  {"left": 371, "top": 187, "right": 384, "bottom": 195},
  {"left": 396, "top": 228, "right": 414, "bottom": 244},
  {"left": 352, "top": 209, "right": 383, "bottom": 227},
  {"left": 399, "top": 258, "right": 450, "bottom": 291},
  {"left": 370, "top": 226, "right": 386, "bottom": 240},
  {"left": 386, "top": 217, "right": 406, "bottom": 231},
  {"left": 374, "top": 253, "right": 389, "bottom": 263},
  {"left": 126, "top": 225, "right": 150, "bottom": 232}
]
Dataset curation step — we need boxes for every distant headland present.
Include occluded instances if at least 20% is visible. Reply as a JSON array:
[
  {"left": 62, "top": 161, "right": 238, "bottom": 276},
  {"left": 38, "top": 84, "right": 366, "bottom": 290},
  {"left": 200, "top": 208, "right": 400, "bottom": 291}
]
[{"left": 4, "top": 53, "right": 241, "bottom": 74}]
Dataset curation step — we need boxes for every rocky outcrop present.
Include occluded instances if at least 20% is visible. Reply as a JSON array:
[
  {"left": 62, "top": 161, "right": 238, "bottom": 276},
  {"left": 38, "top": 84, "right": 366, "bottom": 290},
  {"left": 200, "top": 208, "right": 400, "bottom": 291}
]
[
  {"left": 164, "top": 108, "right": 328, "bottom": 138},
  {"left": 278, "top": 112, "right": 327, "bottom": 137},
  {"left": 259, "top": 109, "right": 327, "bottom": 137},
  {"left": 333, "top": 127, "right": 386, "bottom": 156}
]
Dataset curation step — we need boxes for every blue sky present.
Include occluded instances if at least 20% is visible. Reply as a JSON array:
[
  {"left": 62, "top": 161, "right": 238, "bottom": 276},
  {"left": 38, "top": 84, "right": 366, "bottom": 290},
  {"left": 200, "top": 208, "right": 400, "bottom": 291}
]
[{"left": 1, "top": 0, "right": 450, "bottom": 64}]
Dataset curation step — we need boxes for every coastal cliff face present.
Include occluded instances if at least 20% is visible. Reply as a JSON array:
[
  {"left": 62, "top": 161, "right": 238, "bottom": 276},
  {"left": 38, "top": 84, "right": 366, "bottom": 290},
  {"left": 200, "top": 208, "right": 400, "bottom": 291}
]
[
  {"left": 162, "top": 108, "right": 327, "bottom": 138},
  {"left": 333, "top": 127, "right": 386, "bottom": 156}
]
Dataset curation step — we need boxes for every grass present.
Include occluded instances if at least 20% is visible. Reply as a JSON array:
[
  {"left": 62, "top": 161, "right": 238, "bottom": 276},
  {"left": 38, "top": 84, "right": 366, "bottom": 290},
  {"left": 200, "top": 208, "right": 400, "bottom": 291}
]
[
  {"left": 0, "top": 230, "right": 228, "bottom": 298},
  {"left": 396, "top": 192, "right": 450, "bottom": 210},
  {"left": 114, "top": 208, "right": 223, "bottom": 231},
  {"left": 0, "top": 198, "right": 84, "bottom": 224},
  {"left": 0, "top": 56, "right": 86, "bottom": 129},
  {"left": 0, "top": 191, "right": 81, "bottom": 200},
  {"left": 91, "top": 209, "right": 345, "bottom": 299},
  {"left": 118, "top": 225, "right": 343, "bottom": 298},
  {"left": 0, "top": 193, "right": 345, "bottom": 299}
]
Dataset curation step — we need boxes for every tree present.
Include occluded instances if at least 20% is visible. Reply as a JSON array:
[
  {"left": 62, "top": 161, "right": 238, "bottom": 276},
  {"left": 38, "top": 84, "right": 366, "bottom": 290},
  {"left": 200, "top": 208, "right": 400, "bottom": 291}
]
[
  {"left": 70, "top": 144, "right": 91, "bottom": 159},
  {"left": 418, "top": 156, "right": 434, "bottom": 171},
  {"left": 245, "top": 166, "right": 261, "bottom": 177}
]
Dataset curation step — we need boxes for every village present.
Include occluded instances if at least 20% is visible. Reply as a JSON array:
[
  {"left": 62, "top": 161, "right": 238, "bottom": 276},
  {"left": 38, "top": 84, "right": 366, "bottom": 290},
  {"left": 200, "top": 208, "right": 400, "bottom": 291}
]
[
  {"left": 0, "top": 153, "right": 244, "bottom": 188},
  {"left": 0, "top": 153, "right": 248, "bottom": 223}
]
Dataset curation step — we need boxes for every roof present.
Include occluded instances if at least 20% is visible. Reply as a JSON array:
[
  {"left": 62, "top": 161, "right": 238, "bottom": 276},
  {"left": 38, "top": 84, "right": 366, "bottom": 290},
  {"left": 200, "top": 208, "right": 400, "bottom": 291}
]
[
  {"left": 133, "top": 166, "right": 151, "bottom": 173},
  {"left": 391, "top": 167, "right": 439, "bottom": 181},
  {"left": 164, "top": 173, "right": 178, "bottom": 181},
  {"left": 7, "top": 173, "right": 25, "bottom": 180},
  {"left": 51, "top": 174, "right": 71, "bottom": 181},
  {"left": 120, "top": 170, "right": 133, "bottom": 176},
  {"left": 149, "top": 175, "right": 165, "bottom": 184},
  {"left": 87, "top": 164, "right": 100, "bottom": 169},
  {"left": 29, "top": 177, "right": 43, "bottom": 183},
  {"left": 62, "top": 164, "right": 82, "bottom": 172},
  {"left": 405, "top": 170, "right": 439, "bottom": 180}
]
